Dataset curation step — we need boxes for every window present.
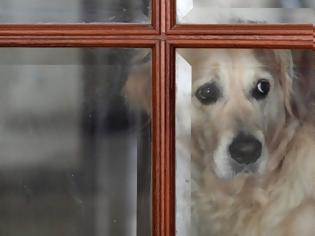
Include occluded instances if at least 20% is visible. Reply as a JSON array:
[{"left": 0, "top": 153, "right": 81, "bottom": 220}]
[{"left": 0, "top": 1, "right": 313, "bottom": 236}]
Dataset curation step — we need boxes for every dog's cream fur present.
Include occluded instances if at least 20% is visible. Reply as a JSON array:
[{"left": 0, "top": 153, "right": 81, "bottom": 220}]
[
  {"left": 125, "top": 49, "right": 315, "bottom": 236},
  {"left": 179, "top": 49, "right": 315, "bottom": 236}
]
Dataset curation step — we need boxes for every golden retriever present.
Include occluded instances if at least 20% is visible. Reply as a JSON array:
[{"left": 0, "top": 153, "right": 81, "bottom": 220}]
[
  {"left": 178, "top": 49, "right": 315, "bottom": 236},
  {"left": 125, "top": 49, "right": 315, "bottom": 236}
]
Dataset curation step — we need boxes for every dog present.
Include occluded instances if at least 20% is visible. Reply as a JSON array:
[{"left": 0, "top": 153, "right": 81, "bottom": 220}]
[
  {"left": 124, "top": 48, "right": 315, "bottom": 236},
  {"left": 176, "top": 49, "right": 315, "bottom": 236}
]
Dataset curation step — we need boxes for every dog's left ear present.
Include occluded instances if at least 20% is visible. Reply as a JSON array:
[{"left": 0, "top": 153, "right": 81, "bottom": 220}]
[
  {"left": 274, "top": 50, "right": 299, "bottom": 118},
  {"left": 123, "top": 61, "right": 151, "bottom": 113}
]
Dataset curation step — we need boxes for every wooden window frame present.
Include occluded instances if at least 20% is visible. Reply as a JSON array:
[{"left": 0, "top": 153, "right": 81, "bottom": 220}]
[{"left": 0, "top": 1, "right": 313, "bottom": 236}]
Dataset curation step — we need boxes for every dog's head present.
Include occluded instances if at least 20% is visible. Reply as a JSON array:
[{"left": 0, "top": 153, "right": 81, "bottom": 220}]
[
  {"left": 182, "top": 49, "right": 295, "bottom": 179},
  {"left": 125, "top": 49, "right": 297, "bottom": 179}
]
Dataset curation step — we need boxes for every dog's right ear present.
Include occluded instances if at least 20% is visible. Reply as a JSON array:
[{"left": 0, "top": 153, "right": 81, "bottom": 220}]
[
  {"left": 274, "top": 50, "right": 308, "bottom": 120},
  {"left": 274, "top": 50, "right": 295, "bottom": 118},
  {"left": 123, "top": 61, "right": 151, "bottom": 114}
]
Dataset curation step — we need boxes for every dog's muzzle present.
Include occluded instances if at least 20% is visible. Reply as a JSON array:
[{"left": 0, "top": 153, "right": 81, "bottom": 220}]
[{"left": 228, "top": 132, "right": 262, "bottom": 165}]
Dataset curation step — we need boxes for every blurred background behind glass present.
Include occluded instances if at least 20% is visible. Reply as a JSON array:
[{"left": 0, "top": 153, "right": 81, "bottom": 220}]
[
  {"left": 0, "top": 0, "right": 151, "bottom": 23},
  {"left": 0, "top": 47, "right": 152, "bottom": 236},
  {"left": 0, "top": 1, "right": 152, "bottom": 235},
  {"left": 177, "top": 0, "right": 314, "bottom": 23}
]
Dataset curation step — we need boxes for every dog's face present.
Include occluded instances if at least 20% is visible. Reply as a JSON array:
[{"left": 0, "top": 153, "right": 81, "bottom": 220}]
[{"left": 187, "top": 49, "right": 293, "bottom": 179}]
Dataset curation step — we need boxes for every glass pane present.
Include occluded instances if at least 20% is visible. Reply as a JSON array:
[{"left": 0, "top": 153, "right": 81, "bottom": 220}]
[
  {"left": 0, "top": 48, "right": 152, "bottom": 236},
  {"left": 175, "top": 48, "right": 315, "bottom": 235},
  {"left": 177, "top": 0, "right": 314, "bottom": 24},
  {"left": 0, "top": 0, "right": 150, "bottom": 23}
]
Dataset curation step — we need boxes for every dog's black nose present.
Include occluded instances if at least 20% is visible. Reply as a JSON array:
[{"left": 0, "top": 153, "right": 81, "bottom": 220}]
[{"left": 229, "top": 133, "right": 262, "bottom": 165}]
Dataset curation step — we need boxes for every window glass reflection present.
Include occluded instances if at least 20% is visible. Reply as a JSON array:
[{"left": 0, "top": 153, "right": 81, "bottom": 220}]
[
  {"left": 177, "top": 0, "right": 314, "bottom": 23},
  {"left": 0, "top": 48, "right": 152, "bottom": 236},
  {"left": 0, "top": 0, "right": 150, "bottom": 23}
]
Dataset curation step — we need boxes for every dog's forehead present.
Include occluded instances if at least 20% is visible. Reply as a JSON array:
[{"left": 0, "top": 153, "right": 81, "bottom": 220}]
[
  {"left": 253, "top": 49, "right": 278, "bottom": 72},
  {"left": 190, "top": 49, "right": 271, "bottom": 83}
]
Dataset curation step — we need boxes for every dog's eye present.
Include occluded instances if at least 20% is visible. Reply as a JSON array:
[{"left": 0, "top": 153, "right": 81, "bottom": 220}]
[
  {"left": 252, "top": 79, "right": 270, "bottom": 100},
  {"left": 195, "top": 82, "right": 220, "bottom": 105}
]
